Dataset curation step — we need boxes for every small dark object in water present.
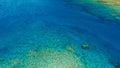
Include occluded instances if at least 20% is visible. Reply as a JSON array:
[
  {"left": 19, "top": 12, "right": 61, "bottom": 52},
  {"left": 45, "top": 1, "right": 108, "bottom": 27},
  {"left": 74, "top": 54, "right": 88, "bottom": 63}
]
[
  {"left": 82, "top": 53, "right": 85, "bottom": 55},
  {"left": 0, "top": 58, "right": 5, "bottom": 62},
  {"left": 109, "top": 59, "right": 120, "bottom": 68}
]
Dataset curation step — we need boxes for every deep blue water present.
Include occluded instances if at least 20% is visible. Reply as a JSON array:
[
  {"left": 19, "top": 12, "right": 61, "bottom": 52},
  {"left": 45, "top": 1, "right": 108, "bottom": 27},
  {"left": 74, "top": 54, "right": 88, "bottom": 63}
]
[{"left": 0, "top": 0, "right": 120, "bottom": 68}]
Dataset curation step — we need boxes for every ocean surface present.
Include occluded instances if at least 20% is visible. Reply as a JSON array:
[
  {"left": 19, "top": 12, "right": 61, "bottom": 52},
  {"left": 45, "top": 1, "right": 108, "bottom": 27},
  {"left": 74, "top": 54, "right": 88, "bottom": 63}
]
[{"left": 0, "top": 0, "right": 120, "bottom": 68}]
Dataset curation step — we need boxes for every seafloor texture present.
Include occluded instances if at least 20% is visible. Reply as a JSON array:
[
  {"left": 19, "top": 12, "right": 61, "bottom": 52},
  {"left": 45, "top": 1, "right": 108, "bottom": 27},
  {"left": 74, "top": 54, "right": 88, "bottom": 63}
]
[
  {"left": 69, "top": 0, "right": 120, "bottom": 22},
  {"left": 0, "top": 0, "right": 120, "bottom": 68},
  {"left": 0, "top": 20, "right": 115, "bottom": 68}
]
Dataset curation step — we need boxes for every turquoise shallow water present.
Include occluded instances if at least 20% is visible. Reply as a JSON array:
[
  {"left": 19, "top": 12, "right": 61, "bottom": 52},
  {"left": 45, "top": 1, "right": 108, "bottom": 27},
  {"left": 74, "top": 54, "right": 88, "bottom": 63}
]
[{"left": 0, "top": 0, "right": 120, "bottom": 68}]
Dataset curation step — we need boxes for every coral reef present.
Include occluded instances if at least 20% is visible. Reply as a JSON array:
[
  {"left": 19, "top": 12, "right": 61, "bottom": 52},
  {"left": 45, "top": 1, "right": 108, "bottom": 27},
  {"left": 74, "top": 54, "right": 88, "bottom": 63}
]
[
  {"left": 33, "top": 49, "right": 85, "bottom": 68},
  {"left": 0, "top": 20, "right": 115, "bottom": 68},
  {"left": 71, "top": 0, "right": 120, "bottom": 21}
]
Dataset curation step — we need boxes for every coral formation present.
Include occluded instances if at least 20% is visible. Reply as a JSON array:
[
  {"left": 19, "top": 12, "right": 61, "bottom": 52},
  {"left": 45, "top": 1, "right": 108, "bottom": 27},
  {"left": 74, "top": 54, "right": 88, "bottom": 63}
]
[
  {"left": 81, "top": 43, "right": 89, "bottom": 50},
  {"left": 38, "top": 49, "right": 85, "bottom": 68},
  {"left": 66, "top": 45, "right": 74, "bottom": 52}
]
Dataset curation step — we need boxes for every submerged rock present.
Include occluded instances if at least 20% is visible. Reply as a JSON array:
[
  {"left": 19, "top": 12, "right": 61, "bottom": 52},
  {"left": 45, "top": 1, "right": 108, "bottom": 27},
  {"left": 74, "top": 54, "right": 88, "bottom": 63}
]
[{"left": 81, "top": 43, "right": 89, "bottom": 50}]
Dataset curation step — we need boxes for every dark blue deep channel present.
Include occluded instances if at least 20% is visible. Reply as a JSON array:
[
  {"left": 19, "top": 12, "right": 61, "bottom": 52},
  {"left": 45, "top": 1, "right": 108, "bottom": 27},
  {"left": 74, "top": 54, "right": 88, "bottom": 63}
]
[{"left": 0, "top": 0, "right": 120, "bottom": 68}]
